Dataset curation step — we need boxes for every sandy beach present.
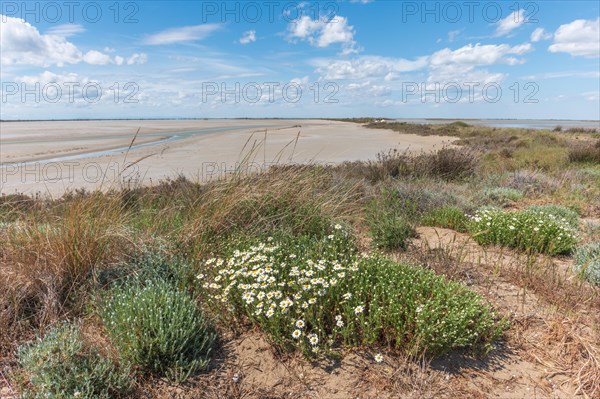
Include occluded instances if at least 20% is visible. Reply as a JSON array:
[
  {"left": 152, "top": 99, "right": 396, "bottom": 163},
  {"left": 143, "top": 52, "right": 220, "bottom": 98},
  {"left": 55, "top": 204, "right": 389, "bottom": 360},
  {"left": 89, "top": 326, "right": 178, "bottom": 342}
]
[{"left": 0, "top": 119, "right": 456, "bottom": 195}]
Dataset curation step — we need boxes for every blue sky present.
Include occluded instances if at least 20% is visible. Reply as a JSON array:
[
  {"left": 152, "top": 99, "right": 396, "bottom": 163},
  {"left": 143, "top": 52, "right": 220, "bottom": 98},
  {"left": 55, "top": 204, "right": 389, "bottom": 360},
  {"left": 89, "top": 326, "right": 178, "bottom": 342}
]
[{"left": 1, "top": 0, "right": 599, "bottom": 120}]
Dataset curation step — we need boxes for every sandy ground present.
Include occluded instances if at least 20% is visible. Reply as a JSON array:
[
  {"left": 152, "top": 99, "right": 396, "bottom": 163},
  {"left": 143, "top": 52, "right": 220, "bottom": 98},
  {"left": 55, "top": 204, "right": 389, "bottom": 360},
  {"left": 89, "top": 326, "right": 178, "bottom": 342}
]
[{"left": 0, "top": 119, "right": 456, "bottom": 196}]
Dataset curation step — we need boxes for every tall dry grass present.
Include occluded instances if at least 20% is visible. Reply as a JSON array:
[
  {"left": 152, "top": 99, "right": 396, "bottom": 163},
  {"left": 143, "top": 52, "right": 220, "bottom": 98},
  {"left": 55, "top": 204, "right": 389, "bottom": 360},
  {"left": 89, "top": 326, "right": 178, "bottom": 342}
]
[{"left": 0, "top": 195, "right": 134, "bottom": 351}]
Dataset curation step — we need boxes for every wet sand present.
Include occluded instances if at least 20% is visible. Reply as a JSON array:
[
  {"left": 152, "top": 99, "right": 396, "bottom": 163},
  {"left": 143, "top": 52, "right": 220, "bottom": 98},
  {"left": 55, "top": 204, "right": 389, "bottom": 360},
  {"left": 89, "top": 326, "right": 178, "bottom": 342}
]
[{"left": 0, "top": 119, "right": 456, "bottom": 195}]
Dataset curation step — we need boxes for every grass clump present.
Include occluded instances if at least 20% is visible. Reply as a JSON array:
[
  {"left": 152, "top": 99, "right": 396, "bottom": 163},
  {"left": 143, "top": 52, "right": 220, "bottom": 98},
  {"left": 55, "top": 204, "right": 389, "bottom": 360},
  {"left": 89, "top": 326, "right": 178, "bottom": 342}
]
[
  {"left": 366, "top": 192, "right": 415, "bottom": 250},
  {"left": 17, "top": 323, "right": 131, "bottom": 399},
  {"left": 574, "top": 243, "right": 600, "bottom": 286},
  {"left": 421, "top": 206, "right": 469, "bottom": 232},
  {"left": 100, "top": 279, "right": 215, "bottom": 382},
  {"left": 469, "top": 208, "right": 578, "bottom": 255},
  {"left": 200, "top": 228, "right": 505, "bottom": 357}
]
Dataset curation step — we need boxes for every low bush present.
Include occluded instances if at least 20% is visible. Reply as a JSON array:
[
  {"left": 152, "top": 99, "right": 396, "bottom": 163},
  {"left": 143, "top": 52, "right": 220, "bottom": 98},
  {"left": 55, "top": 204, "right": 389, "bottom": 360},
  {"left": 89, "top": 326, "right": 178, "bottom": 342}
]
[
  {"left": 199, "top": 229, "right": 505, "bottom": 357},
  {"left": 342, "top": 147, "right": 479, "bottom": 182},
  {"left": 574, "top": 242, "right": 600, "bottom": 286},
  {"left": 568, "top": 141, "right": 600, "bottom": 164},
  {"left": 17, "top": 323, "right": 131, "bottom": 399},
  {"left": 100, "top": 279, "right": 215, "bottom": 382},
  {"left": 421, "top": 207, "right": 469, "bottom": 232},
  {"left": 469, "top": 208, "right": 578, "bottom": 255},
  {"left": 502, "top": 170, "right": 560, "bottom": 195},
  {"left": 396, "top": 183, "right": 473, "bottom": 213},
  {"left": 480, "top": 187, "right": 524, "bottom": 207},
  {"left": 525, "top": 204, "right": 580, "bottom": 229}
]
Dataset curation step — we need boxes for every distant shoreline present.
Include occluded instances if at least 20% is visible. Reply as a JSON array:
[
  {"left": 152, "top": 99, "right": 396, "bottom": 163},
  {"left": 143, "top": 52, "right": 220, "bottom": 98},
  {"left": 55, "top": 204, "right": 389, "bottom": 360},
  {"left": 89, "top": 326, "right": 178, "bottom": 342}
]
[{"left": 2, "top": 118, "right": 599, "bottom": 123}]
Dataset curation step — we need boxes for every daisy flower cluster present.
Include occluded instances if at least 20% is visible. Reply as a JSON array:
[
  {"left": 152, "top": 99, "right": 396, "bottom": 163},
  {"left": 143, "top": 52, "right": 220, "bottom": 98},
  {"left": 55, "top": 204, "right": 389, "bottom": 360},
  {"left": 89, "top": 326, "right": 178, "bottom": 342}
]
[
  {"left": 469, "top": 208, "right": 578, "bottom": 255},
  {"left": 199, "top": 226, "right": 365, "bottom": 356}
]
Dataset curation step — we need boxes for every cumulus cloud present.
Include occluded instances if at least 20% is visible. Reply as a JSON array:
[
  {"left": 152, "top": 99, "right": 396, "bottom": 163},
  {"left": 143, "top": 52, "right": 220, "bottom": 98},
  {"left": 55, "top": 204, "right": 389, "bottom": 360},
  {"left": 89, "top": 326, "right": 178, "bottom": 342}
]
[
  {"left": 495, "top": 9, "right": 526, "bottom": 37},
  {"left": 0, "top": 15, "right": 83, "bottom": 66},
  {"left": 429, "top": 43, "right": 532, "bottom": 67},
  {"left": 315, "top": 55, "right": 427, "bottom": 80},
  {"left": 548, "top": 18, "right": 600, "bottom": 57},
  {"left": 143, "top": 24, "right": 222, "bottom": 45},
  {"left": 240, "top": 30, "right": 256, "bottom": 44},
  {"left": 83, "top": 50, "right": 113, "bottom": 65},
  {"left": 315, "top": 42, "right": 532, "bottom": 96},
  {"left": 0, "top": 15, "right": 141, "bottom": 67},
  {"left": 288, "top": 16, "right": 357, "bottom": 53},
  {"left": 530, "top": 27, "right": 552, "bottom": 42}
]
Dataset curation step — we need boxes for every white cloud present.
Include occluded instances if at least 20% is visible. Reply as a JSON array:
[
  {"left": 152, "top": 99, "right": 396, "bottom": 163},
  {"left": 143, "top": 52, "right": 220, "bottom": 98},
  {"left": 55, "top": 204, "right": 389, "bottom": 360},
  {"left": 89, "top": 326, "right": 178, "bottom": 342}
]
[
  {"left": 429, "top": 43, "right": 532, "bottom": 67},
  {"left": 0, "top": 15, "right": 82, "bottom": 67},
  {"left": 288, "top": 16, "right": 357, "bottom": 53},
  {"left": 0, "top": 15, "right": 135, "bottom": 67},
  {"left": 114, "top": 56, "right": 125, "bottom": 65},
  {"left": 83, "top": 50, "right": 112, "bottom": 65},
  {"left": 495, "top": 9, "right": 526, "bottom": 37},
  {"left": 46, "top": 23, "right": 85, "bottom": 37},
  {"left": 240, "top": 30, "right": 256, "bottom": 44},
  {"left": 530, "top": 27, "right": 552, "bottom": 42},
  {"left": 127, "top": 53, "right": 148, "bottom": 65},
  {"left": 143, "top": 24, "right": 222, "bottom": 45},
  {"left": 447, "top": 29, "right": 462, "bottom": 42},
  {"left": 548, "top": 18, "right": 600, "bottom": 57},
  {"left": 315, "top": 42, "right": 532, "bottom": 97},
  {"left": 314, "top": 55, "right": 428, "bottom": 80}
]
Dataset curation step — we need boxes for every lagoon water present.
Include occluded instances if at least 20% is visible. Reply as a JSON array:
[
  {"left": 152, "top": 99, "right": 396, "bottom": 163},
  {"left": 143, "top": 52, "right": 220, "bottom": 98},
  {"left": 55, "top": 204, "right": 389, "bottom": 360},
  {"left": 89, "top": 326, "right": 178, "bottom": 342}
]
[{"left": 393, "top": 119, "right": 600, "bottom": 130}]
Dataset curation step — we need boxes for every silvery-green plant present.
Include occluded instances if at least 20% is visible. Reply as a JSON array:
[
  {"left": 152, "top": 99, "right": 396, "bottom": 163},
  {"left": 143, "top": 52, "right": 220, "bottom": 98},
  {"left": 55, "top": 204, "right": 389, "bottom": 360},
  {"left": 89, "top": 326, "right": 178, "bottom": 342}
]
[
  {"left": 18, "top": 323, "right": 131, "bottom": 399},
  {"left": 574, "top": 242, "right": 600, "bottom": 286},
  {"left": 100, "top": 279, "right": 215, "bottom": 383}
]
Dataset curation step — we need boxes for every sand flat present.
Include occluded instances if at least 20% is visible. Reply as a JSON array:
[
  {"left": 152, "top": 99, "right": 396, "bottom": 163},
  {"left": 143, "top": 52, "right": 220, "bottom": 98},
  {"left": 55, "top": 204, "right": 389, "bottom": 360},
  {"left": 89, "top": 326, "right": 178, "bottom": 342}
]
[{"left": 0, "top": 119, "right": 456, "bottom": 195}]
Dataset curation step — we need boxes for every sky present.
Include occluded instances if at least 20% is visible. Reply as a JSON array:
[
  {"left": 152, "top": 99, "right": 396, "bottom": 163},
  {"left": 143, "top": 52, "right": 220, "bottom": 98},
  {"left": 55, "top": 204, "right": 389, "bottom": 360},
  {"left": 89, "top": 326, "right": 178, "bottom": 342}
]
[{"left": 1, "top": 0, "right": 599, "bottom": 120}]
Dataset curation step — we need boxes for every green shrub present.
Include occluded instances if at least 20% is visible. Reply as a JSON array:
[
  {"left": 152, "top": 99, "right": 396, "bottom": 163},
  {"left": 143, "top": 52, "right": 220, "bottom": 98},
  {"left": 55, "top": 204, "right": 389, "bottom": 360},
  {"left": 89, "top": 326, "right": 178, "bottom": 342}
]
[
  {"left": 18, "top": 323, "right": 131, "bottom": 399},
  {"left": 574, "top": 242, "right": 600, "bottom": 286},
  {"left": 469, "top": 208, "right": 578, "bottom": 255},
  {"left": 100, "top": 280, "right": 215, "bottom": 382},
  {"left": 199, "top": 228, "right": 505, "bottom": 357},
  {"left": 525, "top": 205, "right": 580, "bottom": 229},
  {"left": 480, "top": 187, "right": 524, "bottom": 207},
  {"left": 421, "top": 207, "right": 469, "bottom": 232},
  {"left": 366, "top": 194, "right": 415, "bottom": 250}
]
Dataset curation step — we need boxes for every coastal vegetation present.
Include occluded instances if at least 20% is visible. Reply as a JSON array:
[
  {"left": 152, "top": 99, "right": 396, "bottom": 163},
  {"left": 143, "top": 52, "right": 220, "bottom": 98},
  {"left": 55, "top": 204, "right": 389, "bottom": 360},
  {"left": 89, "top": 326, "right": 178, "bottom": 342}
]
[{"left": 1, "top": 121, "right": 599, "bottom": 398}]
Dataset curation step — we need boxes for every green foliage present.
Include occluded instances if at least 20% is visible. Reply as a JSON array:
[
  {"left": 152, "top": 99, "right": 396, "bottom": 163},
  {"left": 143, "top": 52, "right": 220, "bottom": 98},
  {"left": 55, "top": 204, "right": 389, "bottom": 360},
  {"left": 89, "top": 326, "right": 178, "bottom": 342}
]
[
  {"left": 469, "top": 208, "right": 578, "bottom": 255},
  {"left": 100, "top": 280, "right": 215, "bottom": 382},
  {"left": 525, "top": 205, "right": 580, "bottom": 229},
  {"left": 480, "top": 187, "right": 524, "bottom": 207},
  {"left": 574, "top": 242, "right": 600, "bottom": 286},
  {"left": 199, "top": 228, "right": 506, "bottom": 357},
  {"left": 18, "top": 323, "right": 131, "bottom": 399},
  {"left": 421, "top": 206, "right": 469, "bottom": 232},
  {"left": 366, "top": 193, "right": 415, "bottom": 250}
]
